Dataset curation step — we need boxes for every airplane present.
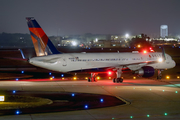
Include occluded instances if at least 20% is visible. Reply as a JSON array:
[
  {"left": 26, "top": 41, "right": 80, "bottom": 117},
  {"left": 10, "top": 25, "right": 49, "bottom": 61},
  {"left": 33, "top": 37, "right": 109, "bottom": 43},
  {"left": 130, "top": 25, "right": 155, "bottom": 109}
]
[{"left": 26, "top": 17, "right": 176, "bottom": 83}]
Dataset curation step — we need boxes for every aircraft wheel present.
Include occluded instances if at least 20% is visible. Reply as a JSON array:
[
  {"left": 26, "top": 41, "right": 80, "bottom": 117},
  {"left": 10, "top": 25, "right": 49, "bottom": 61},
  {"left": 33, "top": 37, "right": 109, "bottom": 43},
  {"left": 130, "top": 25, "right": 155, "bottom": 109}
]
[
  {"left": 120, "top": 78, "right": 123, "bottom": 83},
  {"left": 116, "top": 78, "right": 120, "bottom": 83},
  {"left": 113, "top": 78, "right": 115, "bottom": 83},
  {"left": 88, "top": 78, "right": 91, "bottom": 82},
  {"left": 157, "top": 76, "right": 161, "bottom": 80}
]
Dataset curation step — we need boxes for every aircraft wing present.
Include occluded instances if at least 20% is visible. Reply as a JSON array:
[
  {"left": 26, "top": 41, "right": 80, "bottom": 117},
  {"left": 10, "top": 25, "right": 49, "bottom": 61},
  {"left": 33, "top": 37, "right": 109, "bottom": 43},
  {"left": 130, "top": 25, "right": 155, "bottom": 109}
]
[{"left": 126, "top": 63, "right": 147, "bottom": 70}]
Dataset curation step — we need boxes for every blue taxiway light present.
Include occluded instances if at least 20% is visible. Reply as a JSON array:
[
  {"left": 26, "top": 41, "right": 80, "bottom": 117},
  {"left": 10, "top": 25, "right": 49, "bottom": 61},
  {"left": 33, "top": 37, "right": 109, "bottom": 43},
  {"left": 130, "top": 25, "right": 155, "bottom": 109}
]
[
  {"left": 100, "top": 99, "right": 104, "bottom": 102},
  {"left": 72, "top": 93, "right": 75, "bottom": 97},
  {"left": 16, "top": 110, "right": 20, "bottom": 115},
  {"left": 52, "top": 76, "right": 55, "bottom": 79},
  {"left": 16, "top": 78, "right": 19, "bottom": 81},
  {"left": 49, "top": 73, "right": 52, "bottom": 75},
  {"left": 13, "top": 90, "right": 16, "bottom": 94},
  {"left": 61, "top": 74, "right": 64, "bottom": 77},
  {"left": 21, "top": 71, "right": 24, "bottom": 74},
  {"left": 85, "top": 105, "right": 88, "bottom": 109}
]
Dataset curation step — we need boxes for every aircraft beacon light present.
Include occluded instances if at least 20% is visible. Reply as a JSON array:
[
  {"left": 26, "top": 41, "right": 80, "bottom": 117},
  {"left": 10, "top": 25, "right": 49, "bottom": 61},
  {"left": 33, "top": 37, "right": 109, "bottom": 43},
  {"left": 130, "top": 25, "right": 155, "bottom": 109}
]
[
  {"left": 108, "top": 71, "right": 112, "bottom": 75},
  {"left": 143, "top": 50, "right": 147, "bottom": 54}
]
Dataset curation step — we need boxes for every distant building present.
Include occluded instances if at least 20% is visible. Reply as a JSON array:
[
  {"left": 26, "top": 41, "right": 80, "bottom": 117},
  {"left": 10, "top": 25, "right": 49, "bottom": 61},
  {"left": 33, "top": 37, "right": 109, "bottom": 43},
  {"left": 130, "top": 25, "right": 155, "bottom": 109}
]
[{"left": 160, "top": 25, "right": 168, "bottom": 38}]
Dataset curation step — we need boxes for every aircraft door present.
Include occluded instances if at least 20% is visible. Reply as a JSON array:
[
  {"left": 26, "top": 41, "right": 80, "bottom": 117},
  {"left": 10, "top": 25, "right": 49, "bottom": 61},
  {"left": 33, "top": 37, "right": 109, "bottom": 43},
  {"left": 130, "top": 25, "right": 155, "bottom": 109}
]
[{"left": 62, "top": 57, "right": 67, "bottom": 66}]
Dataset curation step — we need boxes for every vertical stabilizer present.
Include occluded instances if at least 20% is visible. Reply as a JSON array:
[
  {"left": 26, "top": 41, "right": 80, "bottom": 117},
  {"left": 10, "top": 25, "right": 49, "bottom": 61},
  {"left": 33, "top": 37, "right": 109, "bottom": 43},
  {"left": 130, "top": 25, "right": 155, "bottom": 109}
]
[{"left": 26, "top": 17, "right": 61, "bottom": 56}]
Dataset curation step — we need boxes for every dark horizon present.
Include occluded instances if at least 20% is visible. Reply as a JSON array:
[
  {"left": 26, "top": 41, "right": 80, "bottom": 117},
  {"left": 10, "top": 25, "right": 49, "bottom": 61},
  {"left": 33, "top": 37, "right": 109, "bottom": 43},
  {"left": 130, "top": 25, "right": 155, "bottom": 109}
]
[{"left": 0, "top": 0, "right": 180, "bottom": 36}]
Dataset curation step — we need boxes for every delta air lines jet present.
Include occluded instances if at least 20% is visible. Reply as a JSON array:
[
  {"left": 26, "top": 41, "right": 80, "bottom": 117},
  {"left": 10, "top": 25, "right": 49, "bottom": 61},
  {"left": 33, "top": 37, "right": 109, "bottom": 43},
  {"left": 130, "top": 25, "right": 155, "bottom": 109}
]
[{"left": 26, "top": 17, "right": 176, "bottom": 83}]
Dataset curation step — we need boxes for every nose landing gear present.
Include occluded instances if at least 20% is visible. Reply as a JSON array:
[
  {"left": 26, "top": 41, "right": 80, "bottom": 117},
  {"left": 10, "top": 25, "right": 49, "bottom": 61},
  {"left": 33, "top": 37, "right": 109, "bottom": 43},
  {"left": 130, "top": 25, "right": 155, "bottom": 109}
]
[{"left": 113, "top": 67, "right": 123, "bottom": 83}]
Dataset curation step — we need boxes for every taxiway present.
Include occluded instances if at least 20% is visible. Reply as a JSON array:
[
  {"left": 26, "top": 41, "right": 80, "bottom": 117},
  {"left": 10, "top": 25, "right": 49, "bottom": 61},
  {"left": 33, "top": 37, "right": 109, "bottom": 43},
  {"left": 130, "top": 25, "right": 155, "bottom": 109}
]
[{"left": 0, "top": 79, "right": 180, "bottom": 119}]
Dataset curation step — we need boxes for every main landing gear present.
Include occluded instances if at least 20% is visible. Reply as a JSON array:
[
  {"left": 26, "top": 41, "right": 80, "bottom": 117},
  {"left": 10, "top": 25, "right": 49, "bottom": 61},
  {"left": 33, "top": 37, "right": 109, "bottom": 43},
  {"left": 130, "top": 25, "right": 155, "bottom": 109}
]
[
  {"left": 157, "top": 69, "right": 163, "bottom": 80},
  {"left": 88, "top": 73, "right": 98, "bottom": 82},
  {"left": 113, "top": 67, "right": 123, "bottom": 83}
]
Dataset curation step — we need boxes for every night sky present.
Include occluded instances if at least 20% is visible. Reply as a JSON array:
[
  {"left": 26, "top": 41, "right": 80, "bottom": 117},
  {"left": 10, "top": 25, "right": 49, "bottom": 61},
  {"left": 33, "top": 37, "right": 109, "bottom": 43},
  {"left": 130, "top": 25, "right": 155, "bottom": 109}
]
[{"left": 0, "top": 0, "right": 180, "bottom": 36}]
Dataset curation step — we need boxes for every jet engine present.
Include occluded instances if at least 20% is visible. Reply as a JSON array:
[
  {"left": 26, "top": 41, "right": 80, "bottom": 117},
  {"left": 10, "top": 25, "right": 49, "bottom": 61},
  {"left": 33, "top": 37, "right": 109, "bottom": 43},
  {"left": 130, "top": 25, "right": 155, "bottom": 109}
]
[{"left": 134, "top": 66, "right": 155, "bottom": 78}]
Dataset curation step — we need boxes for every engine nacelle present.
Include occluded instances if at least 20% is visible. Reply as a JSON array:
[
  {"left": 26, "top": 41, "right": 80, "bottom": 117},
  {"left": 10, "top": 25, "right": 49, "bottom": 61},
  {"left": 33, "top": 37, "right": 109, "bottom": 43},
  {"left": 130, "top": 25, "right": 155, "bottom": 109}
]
[{"left": 134, "top": 66, "right": 155, "bottom": 78}]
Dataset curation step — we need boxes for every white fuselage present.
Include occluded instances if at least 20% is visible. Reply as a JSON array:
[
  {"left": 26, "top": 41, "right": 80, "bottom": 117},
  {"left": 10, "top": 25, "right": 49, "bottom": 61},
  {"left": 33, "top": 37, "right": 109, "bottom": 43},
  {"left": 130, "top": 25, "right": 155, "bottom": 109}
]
[{"left": 29, "top": 52, "right": 176, "bottom": 73}]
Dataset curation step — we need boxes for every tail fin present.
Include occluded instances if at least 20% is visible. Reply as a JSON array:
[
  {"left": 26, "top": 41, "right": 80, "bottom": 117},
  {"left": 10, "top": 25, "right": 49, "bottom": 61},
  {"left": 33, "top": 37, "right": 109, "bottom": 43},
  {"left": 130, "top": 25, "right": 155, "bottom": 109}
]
[{"left": 26, "top": 17, "right": 62, "bottom": 56}]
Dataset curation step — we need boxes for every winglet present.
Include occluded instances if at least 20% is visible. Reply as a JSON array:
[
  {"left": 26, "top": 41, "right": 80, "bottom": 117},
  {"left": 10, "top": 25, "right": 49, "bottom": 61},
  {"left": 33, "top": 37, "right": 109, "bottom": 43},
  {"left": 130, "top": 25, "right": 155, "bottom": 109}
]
[{"left": 26, "top": 17, "right": 62, "bottom": 56}]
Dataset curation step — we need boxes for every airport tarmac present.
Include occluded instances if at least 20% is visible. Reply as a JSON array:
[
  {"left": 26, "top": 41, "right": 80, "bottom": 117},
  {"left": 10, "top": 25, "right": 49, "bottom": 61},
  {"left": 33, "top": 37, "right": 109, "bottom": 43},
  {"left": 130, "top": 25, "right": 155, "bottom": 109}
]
[{"left": 0, "top": 79, "right": 180, "bottom": 120}]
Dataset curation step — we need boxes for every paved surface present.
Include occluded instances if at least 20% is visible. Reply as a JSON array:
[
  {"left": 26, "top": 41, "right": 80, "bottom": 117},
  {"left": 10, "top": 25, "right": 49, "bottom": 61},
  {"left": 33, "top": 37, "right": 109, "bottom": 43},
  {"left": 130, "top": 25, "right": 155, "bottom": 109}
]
[{"left": 0, "top": 79, "right": 180, "bottom": 119}]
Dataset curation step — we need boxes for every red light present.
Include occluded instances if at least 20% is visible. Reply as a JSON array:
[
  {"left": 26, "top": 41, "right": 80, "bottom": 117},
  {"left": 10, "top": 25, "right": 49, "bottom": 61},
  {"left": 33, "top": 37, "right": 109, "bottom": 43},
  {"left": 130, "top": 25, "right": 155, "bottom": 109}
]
[
  {"left": 143, "top": 50, "right": 147, "bottom": 54},
  {"left": 149, "top": 47, "right": 152, "bottom": 50},
  {"left": 108, "top": 71, "right": 112, "bottom": 75}
]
